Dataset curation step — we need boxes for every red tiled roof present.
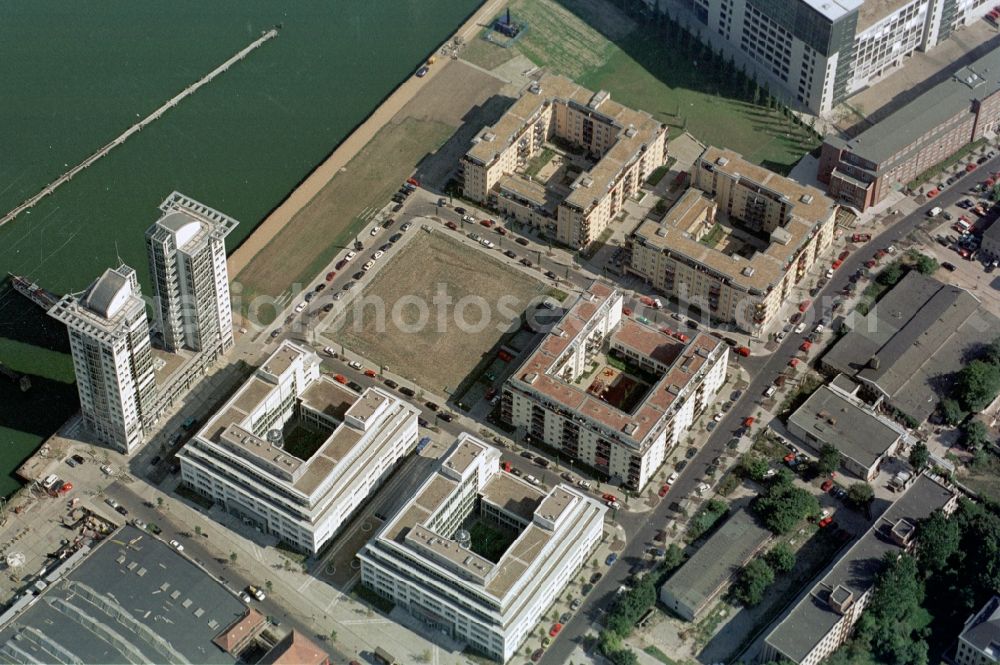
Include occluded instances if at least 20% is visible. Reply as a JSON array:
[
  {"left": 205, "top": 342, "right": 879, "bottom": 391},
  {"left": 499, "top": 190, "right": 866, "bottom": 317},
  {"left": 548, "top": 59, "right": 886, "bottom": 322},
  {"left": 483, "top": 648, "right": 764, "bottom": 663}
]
[
  {"left": 212, "top": 608, "right": 266, "bottom": 655},
  {"left": 260, "top": 630, "right": 329, "bottom": 665}
]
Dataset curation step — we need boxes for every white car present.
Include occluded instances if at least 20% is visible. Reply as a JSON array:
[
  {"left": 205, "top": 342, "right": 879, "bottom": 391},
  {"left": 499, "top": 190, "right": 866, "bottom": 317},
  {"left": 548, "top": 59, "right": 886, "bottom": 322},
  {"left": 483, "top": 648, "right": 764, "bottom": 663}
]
[
  {"left": 481, "top": 238, "right": 494, "bottom": 248},
  {"left": 713, "top": 413, "right": 724, "bottom": 422},
  {"left": 825, "top": 269, "right": 834, "bottom": 279},
  {"left": 344, "top": 250, "right": 356, "bottom": 261},
  {"left": 776, "top": 331, "right": 787, "bottom": 341},
  {"left": 607, "top": 500, "right": 621, "bottom": 510},
  {"left": 814, "top": 323, "right": 825, "bottom": 333},
  {"left": 169, "top": 540, "right": 184, "bottom": 552},
  {"left": 100, "top": 465, "right": 113, "bottom": 476},
  {"left": 667, "top": 471, "right": 679, "bottom": 484},
  {"left": 577, "top": 479, "right": 592, "bottom": 490},
  {"left": 332, "top": 291, "right": 345, "bottom": 301},
  {"left": 370, "top": 227, "right": 379, "bottom": 236},
  {"left": 794, "top": 322, "right": 807, "bottom": 334},
  {"left": 524, "top": 474, "right": 541, "bottom": 486},
  {"left": 248, "top": 585, "right": 266, "bottom": 601},
  {"left": 362, "top": 260, "right": 375, "bottom": 271},
  {"left": 239, "top": 592, "right": 253, "bottom": 604},
  {"left": 372, "top": 250, "right": 384, "bottom": 260},
  {"left": 348, "top": 361, "right": 362, "bottom": 370},
  {"left": 697, "top": 483, "right": 710, "bottom": 495},
  {"left": 462, "top": 215, "right": 475, "bottom": 223},
  {"left": 323, "top": 346, "right": 335, "bottom": 356},
  {"left": 764, "top": 385, "right": 777, "bottom": 398},
  {"left": 294, "top": 302, "right": 305, "bottom": 313}
]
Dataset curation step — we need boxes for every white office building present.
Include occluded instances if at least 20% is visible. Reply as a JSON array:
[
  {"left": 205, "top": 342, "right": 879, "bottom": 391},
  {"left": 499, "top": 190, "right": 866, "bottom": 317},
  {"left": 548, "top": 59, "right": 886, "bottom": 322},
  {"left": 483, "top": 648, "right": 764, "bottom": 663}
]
[
  {"left": 501, "top": 282, "right": 729, "bottom": 490},
  {"left": 146, "top": 192, "right": 238, "bottom": 356},
  {"left": 359, "top": 434, "right": 606, "bottom": 662},
  {"left": 178, "top": 340, "right": 419, "bottom": 554},
  {"left": 663, "top": 0, "right": 996, "bottom": 115},
  {"left": 49, "top": 265, "right": 157, "bottom": 454}
]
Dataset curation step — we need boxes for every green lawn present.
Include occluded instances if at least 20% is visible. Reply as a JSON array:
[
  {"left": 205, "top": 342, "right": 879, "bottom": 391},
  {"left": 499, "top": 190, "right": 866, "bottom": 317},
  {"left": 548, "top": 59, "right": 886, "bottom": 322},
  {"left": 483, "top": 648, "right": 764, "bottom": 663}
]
[
  {"left": 468, "top": 519, "right": 519, "bottom": 563},
  {"left": 700, "top": 223, "right": 724, "bottom": 247},
  {"left": 467, "top": 0, "right": 819, "bottom": 174}
]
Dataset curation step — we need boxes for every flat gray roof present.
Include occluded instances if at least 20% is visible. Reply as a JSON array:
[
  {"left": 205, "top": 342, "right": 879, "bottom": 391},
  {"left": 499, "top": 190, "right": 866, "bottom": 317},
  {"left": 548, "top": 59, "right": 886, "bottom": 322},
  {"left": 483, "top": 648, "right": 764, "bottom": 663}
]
[
  {"left": 765, "top": 475, "right": 954, "bottom": 663},
  {"left": 826, "top": 47, "right": 1000, "bottom": 168},
  {"left": 961, "top": 596, "right": 1000, "bottom": 658},
  {"left": 660, "top": 508, "right": 771, "bottom": 618},
  {"left": 788, "top": 386, "right": 901, "bottom": 469},
  {"left": 0, "top": 525, "right": 244, "bottom": 664},
  {"left": 822, "top": 272, "right": 1000, "bottom": 421}
]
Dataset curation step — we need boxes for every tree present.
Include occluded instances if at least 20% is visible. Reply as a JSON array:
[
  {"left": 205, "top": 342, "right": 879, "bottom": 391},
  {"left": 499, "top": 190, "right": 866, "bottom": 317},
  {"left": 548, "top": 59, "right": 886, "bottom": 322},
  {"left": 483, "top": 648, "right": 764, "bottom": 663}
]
[
  {"left": 265, "top": 580, "right": 273, "bottom": 592},
  {"left": 733, "top": 559, "right": 774, "bottom": 606},
  {"left": 847, "top": 483, "right": 875, "bottom": 511},
  {"left": 156, "top": 497, "right": 164, "bottom": 509},
  {"left": 229, "top": 552, "right": 238, "bottom": 565},
  {"left": 939, "top": 398, "right": 967, "bottom": 426},
  {"left": 817, "top": 443, "right": 841, "bottom": 475},
  {"left": 961, "top": 420, "right": 990, "bottom": 450},
  {"left": 877, "top": 262, "right": 904, "bottom": 286},
  {"left": 991, "top": 183, "right": 1000, "bottom": 202},
  {"left": 984, "top": 336, "right": 1000, "bottom": 366},
  {"left": 740, "top": 453, "right": 770, "bottom": 481},
  {"left": 955, "top": 360, "right": 1000, "bottom": 412},
  {"left": 329, "top": 629, "right": 338, "bottom": 643},
  {"left": 755, "top": 482, "right": 820, "bottom": 534},
  {"left": 659, "top": 543, "right": 684, "bottom": 573},
  {"left": 908, "top": 442, "right": 930, "bottom": 471},
  {"left": 855, "top": 554, "right": 927, "bottom": 665},
  {"left": 766, "top": 543, "right": 796, "bottom": 573},
  {"left": 194, "top": 525, "right": 202, "bottom": 537},
  {"left": 912, "top": 253, "right": 939, "bottom": 275},
  {"left": 915, "top": 509, "right": 960, "bottom": 577}
]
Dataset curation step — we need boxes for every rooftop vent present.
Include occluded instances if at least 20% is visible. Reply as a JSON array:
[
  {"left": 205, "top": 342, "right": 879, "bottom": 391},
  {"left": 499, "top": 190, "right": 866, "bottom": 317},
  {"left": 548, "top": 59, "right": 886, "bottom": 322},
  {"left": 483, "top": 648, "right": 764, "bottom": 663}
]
[
  {"left": 656, "top": 227, "right": 667, "bottom": 237},
  {"left": 528, "top": 82, "right": 541, "bottom": 94},
  {"left": 625, "top": 125, "right": 637, "bottom": 138},
  {"left": 890, "top": 518, "right": 917, "bottom": 546},
  {"left": 623, "top": 422, "right": 638, "bottom": 435},
  {"left": 799, "top": 194, "right": 814, "bottom": 204},
  {"left": 524, "top": 372, "right": 538, "bottom": 385},
  {"left": 482, "top": 132, "right": 496, "bottom": 142},
  {"left": 868, "top": 356, "right": 880, "bottom": 370},
  {"left": 455, "top": 529, "right": 471, "bottom": 550},
  {"left": 715, "top": 156, "right": 729, "bottom": 167},
  {"left": 667, "top": 384, "right": 681, "bottom": 395},
  {"left": 742, "top": 266, "right": 755, "bottom": 277},
  {"left": 828, "top": 585, "right": 854, "bottom": 614}
]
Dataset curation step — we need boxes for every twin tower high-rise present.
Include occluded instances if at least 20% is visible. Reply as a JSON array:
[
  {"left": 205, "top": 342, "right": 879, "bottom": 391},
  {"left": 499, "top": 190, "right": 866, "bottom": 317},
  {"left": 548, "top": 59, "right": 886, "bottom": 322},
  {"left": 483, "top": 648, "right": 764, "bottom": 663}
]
[{"left": 49, "top": 192, "right": 238, "bottom": 453}]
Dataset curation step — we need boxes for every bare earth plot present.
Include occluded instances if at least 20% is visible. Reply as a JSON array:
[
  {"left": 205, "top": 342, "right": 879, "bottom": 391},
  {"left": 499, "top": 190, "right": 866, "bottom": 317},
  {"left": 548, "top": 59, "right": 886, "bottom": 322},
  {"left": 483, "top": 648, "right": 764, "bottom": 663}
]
[
  {"left": 235, "top": 59, "right": 506, "bottom": 317},
  {"left": 331, "top": 231, "right": 545, "bottom": 394}
]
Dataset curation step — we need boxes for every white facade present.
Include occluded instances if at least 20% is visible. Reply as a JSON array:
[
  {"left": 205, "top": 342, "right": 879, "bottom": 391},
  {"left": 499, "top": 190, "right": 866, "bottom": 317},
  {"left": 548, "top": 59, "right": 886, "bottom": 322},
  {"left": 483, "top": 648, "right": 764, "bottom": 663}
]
[
  {"left": 146, "top": 192, "right": 237, "bottom": 355},
  {"left": 49, "top": 265, "right": 157, "bottom": 454},
  {"left": 359, "top": 434, "right": 606, "bottom": 662},
  {"left": 666, "top": 0, "right": 995, "bottom": 115},
  {"left": 179, "top": 340, "right": 419, "bottom": 553}
]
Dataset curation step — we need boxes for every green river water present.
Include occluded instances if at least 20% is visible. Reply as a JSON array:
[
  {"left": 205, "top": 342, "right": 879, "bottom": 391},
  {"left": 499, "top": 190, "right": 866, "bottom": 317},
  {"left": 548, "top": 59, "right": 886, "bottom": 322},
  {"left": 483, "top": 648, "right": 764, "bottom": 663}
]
[{"left": 0, "top": 0, "right": 480, "bottom": 496}]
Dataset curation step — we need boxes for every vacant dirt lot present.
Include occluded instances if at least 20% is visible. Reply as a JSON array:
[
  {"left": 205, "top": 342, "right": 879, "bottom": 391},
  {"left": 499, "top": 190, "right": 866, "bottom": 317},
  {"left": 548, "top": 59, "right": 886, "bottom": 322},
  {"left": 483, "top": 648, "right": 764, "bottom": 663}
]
[
  {"left": 331, "top": 231, "right": 545, "bottom": 394},
  {"left": 234, "top": 57, "right": 508, "bottom": 321}
]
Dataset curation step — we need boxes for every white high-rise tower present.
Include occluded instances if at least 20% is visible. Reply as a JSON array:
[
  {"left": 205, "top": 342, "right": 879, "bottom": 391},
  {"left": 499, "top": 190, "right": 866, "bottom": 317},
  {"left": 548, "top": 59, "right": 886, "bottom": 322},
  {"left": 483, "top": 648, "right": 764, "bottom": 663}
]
[
  {"left": 49, "top": 265, "right": 157, "bottom": 453},
  {"left": 146, "top": 192, "right": 238, "bottom": 357}
]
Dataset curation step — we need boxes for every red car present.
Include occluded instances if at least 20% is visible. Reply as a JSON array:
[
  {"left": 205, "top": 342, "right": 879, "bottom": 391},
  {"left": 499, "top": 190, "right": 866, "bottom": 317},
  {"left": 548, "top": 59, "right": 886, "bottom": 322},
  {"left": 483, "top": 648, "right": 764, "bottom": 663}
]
[
  {"left": 602, "top": 493, "right": 617, "bottom": 503},
  {"left": 831, "top": 260, "right": 842, "bottom": 269},
  {"left": 874, "top": 249, "right": 887, "bottom": 259},
  {"left": 735, "top": 346, "right": 751, "bottom": 357},
  {"left": 549, "top": 623, "right": 563, "bottom": 637},
  {"left": 333, "top": 374, "right": 348, "bottom": 384},
  {"left": 851, "top": 233, "right": 871, "bottom": 243},
  {"left": 623, "top": 307, "right": 632, "bottom": 316},
  {"left": 486, "top": 387, "right": 497, "bottom": 399},
  {"left": 798, "top": 300, "right": 811, "bottom": 313},
  {"left": 927, "top": 188, "right": 939, "bottom": 198},
  {"left": 788, "top": 358, "right": 800, "bottom": 368},
  {"left": 335, "top": 259, "right": 348, "bottom": 270},
  {"left": 406, "top": 177, "right": 419, "bottom": 187},
  {"left": 496, "top": 227, "right": 507, "bottom": 235},
  {"left": 865, "top": 259, "right": 877, "bottom": 268},
  {"left": 326, "top": 271, "right": 336, "bottom": 282},
  {"left": 838, "top": 250, "right": 850, "bottom": 261},
  {"left": 658, "top": 484, "right": 671, "bottom": 497},
  {"left": 445, "top": 221, "right": 458, "bottom": 230},
  {"left": 479, "top": 219, "right": 493, "bottom": 228},
  {"left": 59, "top": 482, "right": 73, "bottom": 494},
  {"left": 800, "top": 340, "right": 812, "bottom": 352},
  {"left": 743, "top": 416, "right": 755, "bottom": 427},
  {"left": 818, "top": 516, "right": 834, "bottom": 528},
  {"left": 364, "top": 369, "right": 377, "bottom": 378},
  {"left": 784, "top": 452, "right": 796, "bottom": 463},
  {"left": 501, "top": 461, "right": 512, "bottom": 472},
  {"left": 821, "top": 479, "right": 834, "bottom": 492}
]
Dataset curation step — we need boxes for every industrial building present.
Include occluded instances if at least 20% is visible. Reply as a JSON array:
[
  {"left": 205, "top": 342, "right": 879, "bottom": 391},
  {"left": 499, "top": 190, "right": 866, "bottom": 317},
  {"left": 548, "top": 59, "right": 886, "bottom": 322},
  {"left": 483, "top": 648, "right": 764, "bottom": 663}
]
[
  {"left": 762, "top": 474, "right": 956, "bottom": 665},
  {"left": 0, "top": 525, "right": 250, "bottom": 664},
  {"left": 49, "top": 265, "right": 157, "bottom": 454},
  {"left": 178, "top": 340, "right": 420, "bottom": 554},
  {"left": 819, "top": 47, "right": 1000, "bottom": 211},
  {"left": 146, "top": 191, "right": 238, "bottom": 356},
  {"left": 501, "top": 282, "right": 728, "bottom": 490},
  {"left": 786, "top": 378, "right": 906, "bottom": 481},
  {"left": 626, "top": 146, "right": 836, "bottom": 334},
  {"left": 460, "top": 74, "right": 669, "bottom": 249},
  {"left": 821, "top": 271, "right": 1000, "bottom": 423},
  {"left": 358, "top": 434, "right": 606, "bottom": 663},
  {"left": 659, "top": 507, "right": 771, "bottom": 621},
  {"left": 664, "top": 0, "right": 996, "bottom": 115}
]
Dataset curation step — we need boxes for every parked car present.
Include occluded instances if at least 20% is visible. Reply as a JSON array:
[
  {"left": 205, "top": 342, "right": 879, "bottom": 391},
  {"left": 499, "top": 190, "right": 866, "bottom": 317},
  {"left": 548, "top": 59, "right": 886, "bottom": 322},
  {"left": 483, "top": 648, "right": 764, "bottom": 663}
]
[
  {"left": 605, "top": 553, "right": 618, "bottom": 565},
  {"left": 169, "top": 540, "right": 184, "bottom": 552}
]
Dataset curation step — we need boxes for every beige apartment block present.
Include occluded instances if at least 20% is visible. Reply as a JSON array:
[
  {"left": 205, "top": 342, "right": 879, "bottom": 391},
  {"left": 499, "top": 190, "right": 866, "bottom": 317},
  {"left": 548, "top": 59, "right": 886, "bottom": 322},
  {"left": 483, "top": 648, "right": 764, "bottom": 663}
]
[
  {"left": 626, "top": 147, "right": 837, "bottom": 335},
  {"left": 461, "top": 75, "right": 668, "bottom": 249}
]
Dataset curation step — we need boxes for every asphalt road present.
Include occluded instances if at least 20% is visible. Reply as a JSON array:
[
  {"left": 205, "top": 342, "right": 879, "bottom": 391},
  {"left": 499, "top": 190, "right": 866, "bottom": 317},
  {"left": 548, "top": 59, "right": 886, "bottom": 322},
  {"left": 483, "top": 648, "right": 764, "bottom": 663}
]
[{"left": 540, "top": 157, "right": 1000, "bottom": 665}]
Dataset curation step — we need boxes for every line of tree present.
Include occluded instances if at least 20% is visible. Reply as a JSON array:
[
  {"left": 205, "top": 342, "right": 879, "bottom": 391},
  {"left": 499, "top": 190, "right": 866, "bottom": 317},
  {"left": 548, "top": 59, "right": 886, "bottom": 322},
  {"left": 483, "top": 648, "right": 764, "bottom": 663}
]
[
  {"left": 732, "top": 543, "right": 796, "bottom": 607},
  {"left": 827, "top": 498, "right": 1000, "bottom": 664},
  {"left": 753, "top": 468, "right": 820, "bottom": 534}
]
